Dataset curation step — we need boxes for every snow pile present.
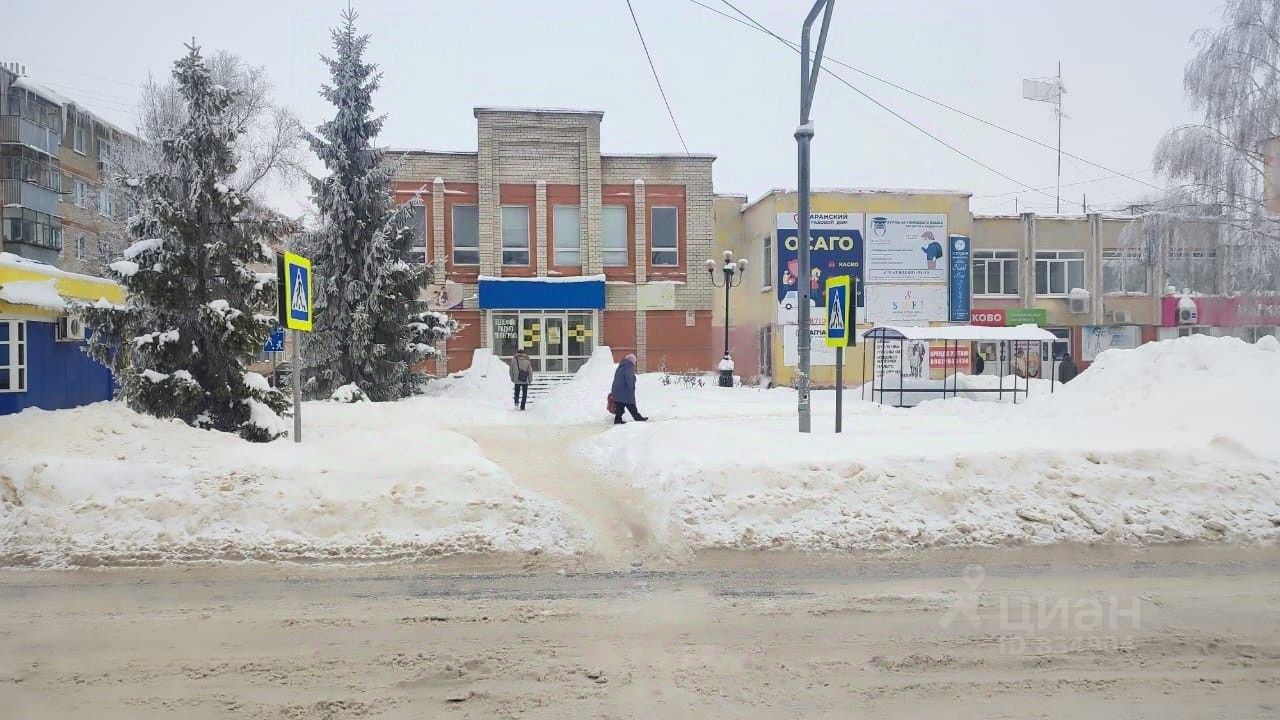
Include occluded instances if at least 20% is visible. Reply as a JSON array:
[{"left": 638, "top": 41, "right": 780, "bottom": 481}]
[
  {"left": 0, "top": 401, "right": 577, "bottom": 566},
  {"left": 330, "top": 383, "right": 367, "bottom": 403},
  {"left": 0, "top": 279, "right": 65, "bottom": 310},
  {"left": 109, "top": 260, "right": 140, "bottom": 277},
  {"left": 428, "top": 349, "right": 513, "bottom": 407},
  {"left": 578, "top": 336, "right": 1280, "bottom": 551},
  {"left": 532, "top": 346, "right": 618, "bottom": 423}
]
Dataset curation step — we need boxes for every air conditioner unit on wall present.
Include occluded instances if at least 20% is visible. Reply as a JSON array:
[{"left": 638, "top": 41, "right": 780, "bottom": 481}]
[
  {"left": 1068, "top": 296, "right": 1088, "bottom": 314},
  {"left": 1109, "top": 310, "right": 1131, "bottom": 324},
  {"left": 56, "top": 314, "right": 86, "bottom": 341}
]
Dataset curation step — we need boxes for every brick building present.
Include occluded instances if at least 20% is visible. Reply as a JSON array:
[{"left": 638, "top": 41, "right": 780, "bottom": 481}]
[{"left": 392, "top": 108, "right": 716, "bottom": 375}]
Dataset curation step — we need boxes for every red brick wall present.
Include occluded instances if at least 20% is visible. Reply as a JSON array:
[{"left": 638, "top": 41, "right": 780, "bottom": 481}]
[
  {"left": 602, "top": 311, "right": 637, "bottom": 361},
  {"left": 445, "top": 310, "right": 482, "bottom": 374},
  {"left": 602, "top": 184, "right": 636, "bottom": 282},
  {"left": 646, "top": 310, "right": 712, "bottom": 372}
]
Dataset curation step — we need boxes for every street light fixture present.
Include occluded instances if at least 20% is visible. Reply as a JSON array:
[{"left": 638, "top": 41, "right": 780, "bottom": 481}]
[{"left": 707, "top": 250, "right": 749, "bottom": 388}]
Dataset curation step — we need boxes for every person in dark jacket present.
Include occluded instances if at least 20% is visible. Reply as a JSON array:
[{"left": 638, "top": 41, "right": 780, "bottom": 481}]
[
  {"left": 610, "top": 354, "right": 647, "bottom": 424},
  {"left": 1058, "top": 352, "right": 1078, "bottom": 384},
  {"left": 973, "top": 351, "right": 985, "bottom": 375},
  {"left": 509, "top": 348, "right": 533, "bottom": 410}
]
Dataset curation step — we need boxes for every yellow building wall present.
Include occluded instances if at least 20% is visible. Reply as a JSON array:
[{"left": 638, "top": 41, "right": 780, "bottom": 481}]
[
  {"left": 716, "top": 189, "right": 972, "bottom": 388},
  {"left": 0, "top": 263, "right": 124, "bottom": 319}
]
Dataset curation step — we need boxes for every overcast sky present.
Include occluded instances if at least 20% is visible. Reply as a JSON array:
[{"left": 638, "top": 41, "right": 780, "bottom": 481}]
[{"left": 11, "top": 1, "right": 1218, "bottom": 218}]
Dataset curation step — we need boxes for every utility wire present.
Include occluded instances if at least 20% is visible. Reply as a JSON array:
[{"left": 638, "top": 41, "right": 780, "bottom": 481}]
[
  {"left": 625, "top": 0, "right": 691, "bottom": 155},
  {"left": 711, "top": 1, "right": 1049, "bottom": 202},
  {"left": 697, "top": 0, "right": 1165, "bottom": 195}
]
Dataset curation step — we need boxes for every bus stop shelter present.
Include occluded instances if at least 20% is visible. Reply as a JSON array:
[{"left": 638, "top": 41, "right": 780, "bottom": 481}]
[{"left": 861, "top": 324, "right": 1059, "bottom": 407}]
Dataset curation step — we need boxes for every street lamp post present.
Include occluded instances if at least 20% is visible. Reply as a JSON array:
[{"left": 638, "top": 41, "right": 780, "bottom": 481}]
[
  {"left": 707, "top": 250, "right": 749, "bottom": 388},
  {"left": 795, "top": 0, "right": 835, "bottom": 433}
]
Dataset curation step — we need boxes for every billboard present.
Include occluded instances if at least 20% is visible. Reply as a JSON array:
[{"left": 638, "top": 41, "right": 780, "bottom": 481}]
[
  {"left": 783, "top": 317, "right": 840, "bottom": 366},
  {"left": 949, "top": 235, "right": 971, "bottom": 322},
  {"left": 865, "top": 284, "right": 948, "bottom": 323},
  {"left": 1081, "top": 325, "right": 1141, "bottom": 361},
  {"left": 865, "top": 213, "right": 948, "bottom": 282},
  {"left": 776, "top": 212, "right": 864, "bottom": 324}
]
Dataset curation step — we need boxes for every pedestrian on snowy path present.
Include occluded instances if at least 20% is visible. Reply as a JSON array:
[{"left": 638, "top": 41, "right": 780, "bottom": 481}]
[
  {"left": 610, "top": 354, "right": 647, "bottom": 424},
  {"left": 1058, "top": 352, "right": 1078, "bottom": 384},
  {"left": 510, "top": 348, "right": 533, "bottom": 410}
]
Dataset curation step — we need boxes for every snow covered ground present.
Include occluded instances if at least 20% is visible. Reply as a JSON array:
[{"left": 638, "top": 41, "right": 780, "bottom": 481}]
[{"left": 1, "top": 335, "right": 1277, "bottom": 566}]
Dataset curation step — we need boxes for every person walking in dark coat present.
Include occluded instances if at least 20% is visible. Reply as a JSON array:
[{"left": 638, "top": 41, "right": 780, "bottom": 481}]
[
  {"left": 509, "top": 348, "right": 533, "bottom": 410},
  {"left": 610, "top": 354, "right": 647, "bottom": 424},
  {"left": 1058, "top": 352, "right": 1078, "bottom": 384}
]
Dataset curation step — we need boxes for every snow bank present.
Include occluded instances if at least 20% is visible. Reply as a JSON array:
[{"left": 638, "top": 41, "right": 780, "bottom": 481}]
[
  {"left": 0, "top": 401, "right": 576, "bottom": 566},
  {"left": 0, "top": 279, "right": 65, "bottom": 310},
  {"left": 578, "top": 336, "right": 1280, "bottom": 551},
  {"left": 330, "top": 383, "right": 367, "bottom": 403}
]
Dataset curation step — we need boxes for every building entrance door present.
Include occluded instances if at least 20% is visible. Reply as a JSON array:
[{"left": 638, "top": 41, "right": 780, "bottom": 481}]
[{"left": 495, "top": 311, "right": 596, "bottom": 374}]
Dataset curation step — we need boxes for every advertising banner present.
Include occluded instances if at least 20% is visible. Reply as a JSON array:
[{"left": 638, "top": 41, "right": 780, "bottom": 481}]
[
  {"left": 971, "top": 308, "right": 1007, "bottom": 326},
  {"left": 949, "top": 235, "right": 971, "bottom": 322},
  {"left": 783, "top": 317, "right": 839, "bottom": 367},
  {"left": 776, "top": 213, "right": 864, "bottom": 323},
  {"left": 929, "top": 343, "right": 971, "bottom": 371},
  {"left": 865, "top": 213, "right": 948, "bottom": 282},
  {"left": 865, "top": 284, "right": 948, "bottom": 323},
  {"left": 1006, "top": 308, "right": 1047, "bottom": 326},
  {"left": 1081, "top": 325, "right": 1141, "bottom": 361}
]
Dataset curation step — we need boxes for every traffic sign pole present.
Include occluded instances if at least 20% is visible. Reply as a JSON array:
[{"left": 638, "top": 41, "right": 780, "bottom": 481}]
[
  {"left": 292, "top": 330, "right": 301, "bottom": 443},
  {"left": 835, "top": 346, "right": 843, "bottom": 433}
]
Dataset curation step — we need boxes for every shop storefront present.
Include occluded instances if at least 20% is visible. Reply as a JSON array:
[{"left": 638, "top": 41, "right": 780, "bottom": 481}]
[{"left": 479, "top": 275, "right": 605, "bottom": 374}]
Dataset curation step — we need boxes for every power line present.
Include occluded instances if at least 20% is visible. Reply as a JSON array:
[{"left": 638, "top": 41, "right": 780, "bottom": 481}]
[
  {"left": 696, "top": 0, "right": 1165, "bottom": 196},
  {"left": 972, "top": 168, "right": 1155, "bottom": 199},
  {"left": 625, "top": 0, "right": 690, "bottom": 155},
  {"left": 712, "top": 0, "right": 1054, "bottom": 201}
]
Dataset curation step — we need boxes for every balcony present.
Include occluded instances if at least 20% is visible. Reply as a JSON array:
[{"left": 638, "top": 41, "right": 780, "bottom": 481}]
[
  {"left": 0, "top": 115, "right": 61, "bottom": 158},
  {"left": 0, "top": 179, "right": 60, "bottom": 216}
]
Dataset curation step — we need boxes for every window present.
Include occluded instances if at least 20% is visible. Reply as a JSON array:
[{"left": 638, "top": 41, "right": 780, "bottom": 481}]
[
  {"left": 501, "top": 205, "right": 530, "bottom": 266},
  {"left": 651, "top": 206, "right": 678, "bottom": 266},
  {"left": 552, "top": 205, "right": 581, "bottom": 266},
  {"left": 98, "top": 188, "right": 114, "bottom": 218},
  {"left": 762, "top": 236, "right": 773, "bottom": 290},
  {"left": 73, "top": 180, "right": 87, "bottom": 208},
  {"left": 973, "top": 250, "right": 1019, "bottom": 296},
  {"left": 602, "top": 205, "right": 629, "bottom": 266},
  {"left": 75, "top": 235, "right": 87, "bottom": 260},
  {"left": 1043, "top": 327, "right": 1071, "bottom": 362},
  {"left": 74, "top": 122, "right": 86, "bottom": 154},
  {"left": 1167, "top": 249, "right": 1216, "bottom": 293},
  {"left": 1, "top": 207, "right": 62, "bottom": 250},
  {"left": 98, "top": 237, "right": 114, "bottom": 263},
  {"left": 0, "top": 320, "right": 27, "bottom": 393},
  {"left": 0, "top": 146, "right": 59, "bottom": 191},
  {"left": 396, "top": 202, "right": 426, "bottom": 264},
  {"left": 1035, "top": 250, "right": 1085, "bottom": 296},
  {"left": 451, "top": 205, "right": 479, "bottom": 265},
  {"left": 97, "top": 137, "right": 111, "bottom": 161},
  {"left": 1102, "top": 248, "right": 1148, "bottom": 294}
]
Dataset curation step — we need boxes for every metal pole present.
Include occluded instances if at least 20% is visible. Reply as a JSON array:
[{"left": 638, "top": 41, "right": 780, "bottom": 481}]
[
  {"left": 835, "top": 346, "right": 843, "bottom": 433},
  {"left": 723, "top": 275, "right": 731, "bottom": 358},
  {"left": 795, "top": 0, "right": 834, "bottom": 434},
  {"left": 1056, "top": 60, "right": 1062, "bottom": 214},
  {"left": 292, "top": 330, "right": 301, "bottom": 443}
]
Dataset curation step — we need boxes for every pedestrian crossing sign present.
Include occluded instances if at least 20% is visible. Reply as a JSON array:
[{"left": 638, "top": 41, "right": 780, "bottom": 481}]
[
  {"left": 825, "top": 275, "right": 851, "bottom": 348},
  {"left": 277, "top": 251, "right": 313, "bottom": 332}
]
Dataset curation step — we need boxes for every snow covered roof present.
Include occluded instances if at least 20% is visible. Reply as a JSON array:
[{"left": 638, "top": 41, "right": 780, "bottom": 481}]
[
  {"left": 478, "top": 274, "right": 605, "bottom": 284},
  {"left": 0, "top": 279, "right": 66, "bottom": 310},
  {"left": 603, "top": 152, "right": 716, "bottom": 160},
  {"left": 0, "top": 252, "right": 123, "bottom": 307},
  {"left": 744, "top": 187, "right": 974, "bottom": 213},
  {"left": 863, "top": 324, "right": 1057, "bottom": 342},
  {"left": 0, "top": 252, "right": 115, "bottom": 284},
  {"left": 11, "top": 76, "right": 70, "bottom": 106},
  {"left": 474, "top": 106, "right": 604, "bottom": 117}
]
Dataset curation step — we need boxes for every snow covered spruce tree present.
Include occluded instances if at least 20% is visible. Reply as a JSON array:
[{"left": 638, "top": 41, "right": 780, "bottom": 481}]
[
  {"left": 84, "top": 44, "right": 290, "bottom": 442},
  {"left": 1121, "top": 0, "right": 1280, "bottom": 295},
  {"left": 300, "top": 9, "right": 455, "bottom": 402}
]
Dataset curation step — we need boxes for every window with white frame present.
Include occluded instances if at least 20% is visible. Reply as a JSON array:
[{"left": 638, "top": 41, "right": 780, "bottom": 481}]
[
  {"left": 98, "top": 237, "right": 113, "bottom": 262},
  {"left": 1102, "top": 248, "right": 1148, "bottom": 293},
  {"left": 602, "top": 205, "right": 629, "bottom": 266},
  {"left": 761, "top": 235, "right": 773, "bottom": 290},
  {"left": 73, "top": 118, "right": 86, "bottom": 154},
  {"left": 972, "top": 249, "right": 1019, "bottom": 295},
  {"left": 501, "top": 206, "right": 530, "bottom": 265},
  {"left": 98, "top": 187, "right": 114, "bottom": 219},
  {"left": 553, "top": 205, "right": 581, "bottom": 266},
  {"left": 650, "top": 206, "right": 678, "bottom": 266},
  {"left": 73, "top": 180, "right": 87, "bottom": 208},
  {"left": 97, "top": 137, "right": 111, "bottom": 161},
  {"left": 76, "top": 235, "right": 87, "bottom": 260},
  {"left": 0, "top": 319, "right": 27, "bottom": 392},
  {"left": 451, "top": 204, "right": 479, "bottom": 265},
  {"left": 1035, "top": 250, "right": 1085, "bottom": 296},
  {"left": 1166, "top": 249, "right": 1216, "bottom": 293}
]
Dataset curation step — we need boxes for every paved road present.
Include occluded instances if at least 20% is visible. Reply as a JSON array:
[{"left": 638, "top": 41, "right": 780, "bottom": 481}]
[{"left": 2, "top": 545, "right": 1278, "bottom": 719}]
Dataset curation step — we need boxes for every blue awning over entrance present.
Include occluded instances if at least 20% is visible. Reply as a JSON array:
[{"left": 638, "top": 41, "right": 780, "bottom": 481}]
[{"left": 478, "top": 275, "right": 606, "bottom": 310}]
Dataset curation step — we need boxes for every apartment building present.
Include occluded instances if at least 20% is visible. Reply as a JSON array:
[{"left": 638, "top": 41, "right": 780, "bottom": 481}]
[
  {"left": 391, "top": 107, "right": 716, "bottom": 375},
  {"left": 1, "top": 62, "right": 134, "bottom": 276}
]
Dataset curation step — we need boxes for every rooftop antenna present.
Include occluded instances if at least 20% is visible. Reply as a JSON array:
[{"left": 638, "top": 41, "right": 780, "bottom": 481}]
[{"left": 1023, "top": 63, "right": 1067, "bottom": 213}]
